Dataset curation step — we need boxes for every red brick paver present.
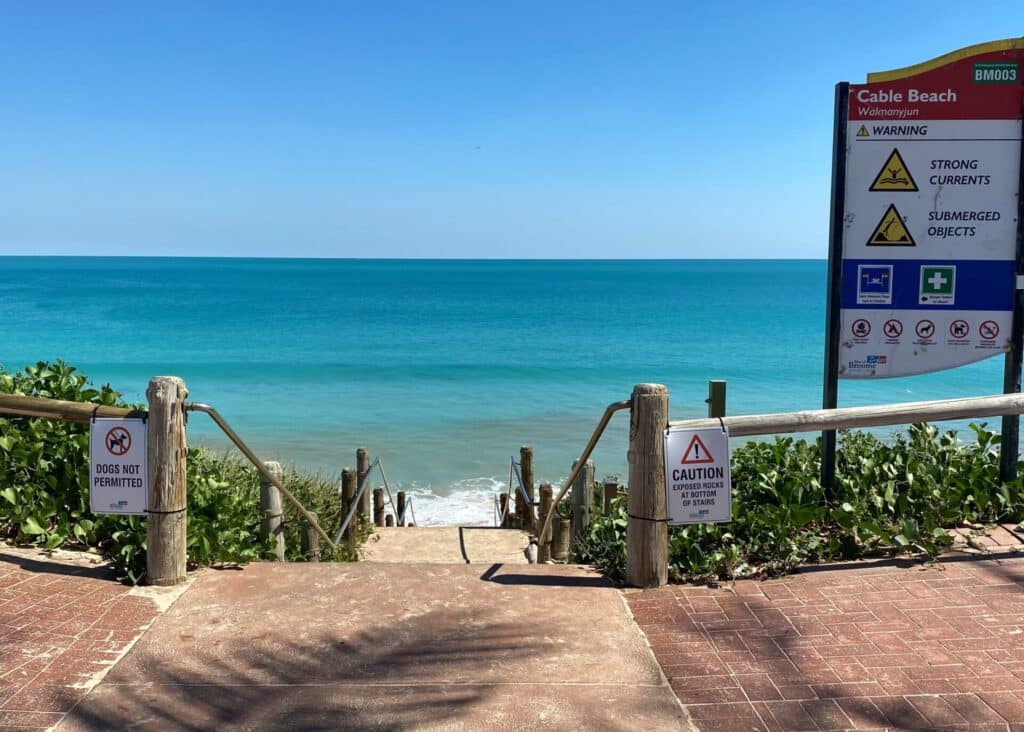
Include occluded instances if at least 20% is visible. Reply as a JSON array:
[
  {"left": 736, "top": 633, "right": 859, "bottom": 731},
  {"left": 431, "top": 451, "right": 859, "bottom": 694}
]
[
  {"left": 0, "top": 547, "right": 172, "bottom": 730},
  {"left": 629, "top": 554, "right": 1024, "bottom": 731}
]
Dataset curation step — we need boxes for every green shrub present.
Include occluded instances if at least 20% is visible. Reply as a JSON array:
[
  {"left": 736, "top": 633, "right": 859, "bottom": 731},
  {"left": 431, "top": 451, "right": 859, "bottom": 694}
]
[
  {"left": 575, "top": 423, "right": 1024, "bottom": 584},
  {"left": 0, "top": 360, "right": 363, "bottom": 582}
]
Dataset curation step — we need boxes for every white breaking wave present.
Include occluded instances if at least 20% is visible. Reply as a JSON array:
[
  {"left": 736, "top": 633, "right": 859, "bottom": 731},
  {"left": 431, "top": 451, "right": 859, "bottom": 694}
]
[{"left": 390, "top": 477, "right": 507, "bottom": 527}]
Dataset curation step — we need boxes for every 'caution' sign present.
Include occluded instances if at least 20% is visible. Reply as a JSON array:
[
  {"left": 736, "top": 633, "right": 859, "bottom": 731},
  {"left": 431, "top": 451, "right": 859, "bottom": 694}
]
[
  {"left": 866, "top": 203, "right": 916, "bottom": 246},
  {"left": 664, "top": 427, "right": 731, "bottom": 525},
  {"left": 869, "top": 148, "right": 918, "bottom": 191}
]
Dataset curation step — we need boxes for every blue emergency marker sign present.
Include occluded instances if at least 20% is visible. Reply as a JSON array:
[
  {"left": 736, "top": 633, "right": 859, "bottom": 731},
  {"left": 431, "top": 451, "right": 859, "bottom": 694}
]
[{"left": 857, "top": 264, "right": 893, "bottom": 305}]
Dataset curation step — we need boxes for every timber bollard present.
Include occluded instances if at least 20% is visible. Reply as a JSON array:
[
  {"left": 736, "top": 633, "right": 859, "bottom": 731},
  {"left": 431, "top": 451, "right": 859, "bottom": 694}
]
[
  {"left": 301, "top": 511, "right": 321, "bottom": 562},
  {"left": 146, "top": 376, "right": 188, "bottom": 586},
  {"left": 373, "top": 488, "right": 385, "bottom": 527},
  {"left": 397, "top": 491, "right": 407, "bottom": 526},
  {"left": 571, "top": 458, "right": 595, "bottom": 544},
  {"left": 707, "top": 379, "right": 727, "bottom": 418},
  {"left": 626, "top": 383, "right": 669, "bottom": 588},
  {"left": 385, "top": 514, "right": 395, "bottom": 527},
  {"left": 499, "top": 494, "right": 510, "bottom": 527},
  {"left": 342, "top": 468, "right": 357, "bottom": 551},
  {"left": 357, "top": 447, "right": 371, "bottom": 520},
  {"left": 553, "top": 518, "right": 570, "bottom": 561},
  {"left": 603, "top": 480, "right": 620, "bottom": 515},
  {"left": 538, "top": 483, "right": 553, "bottom": 563},
  {"left": 259, "top": 460, "right": 286, "bottom": 561},
  {"left": 519, "top": 445, "right": 535, "bottom": 532}
]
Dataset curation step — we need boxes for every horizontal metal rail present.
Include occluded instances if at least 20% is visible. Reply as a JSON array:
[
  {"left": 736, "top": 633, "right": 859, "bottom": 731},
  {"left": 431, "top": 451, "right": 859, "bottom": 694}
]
[
  {"left": 0, "top": 393, "right": 145, "bottom": 422},
  {"left": 185, "top": 403, "right": 336, "bottom": 550},
  {"left": 669, "top": 393, "right": 1024, "bottom": 437},
  {"left": 537, "top": 399, "right": 632, "bottom": 556}
]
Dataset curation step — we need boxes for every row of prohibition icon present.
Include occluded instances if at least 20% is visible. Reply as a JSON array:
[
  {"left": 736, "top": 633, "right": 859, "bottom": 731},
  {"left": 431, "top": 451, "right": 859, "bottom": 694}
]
[{"left": 851, "top": 317, "right": 1001, "bottom": 340}]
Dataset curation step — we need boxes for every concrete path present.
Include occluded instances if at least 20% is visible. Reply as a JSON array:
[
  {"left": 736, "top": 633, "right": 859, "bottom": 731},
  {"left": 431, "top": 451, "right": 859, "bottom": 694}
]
[
  {"left": 629, "top": 553, "right": 1024, "bottom": 731},
  {"left": 361, "top": 526, "right": 531, "bottom": 564},
  {"left": 61, "top": 562, "right": 691, "bottom": 730}
]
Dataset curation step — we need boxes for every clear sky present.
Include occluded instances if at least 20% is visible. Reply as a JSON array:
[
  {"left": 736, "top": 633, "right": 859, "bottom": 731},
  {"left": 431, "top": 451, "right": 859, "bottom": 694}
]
[{"left": 2, "top": 2, "right": 1021, "bottom": 258}]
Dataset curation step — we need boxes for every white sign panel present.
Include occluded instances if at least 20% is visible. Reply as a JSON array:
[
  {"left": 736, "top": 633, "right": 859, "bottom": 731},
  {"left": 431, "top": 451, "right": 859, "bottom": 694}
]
[
  {"left": 838, "top": 42, "right": 1023, "bottom": 378},
  {"left": 89, "top": 417, "right": 148, "bottom": 515},
  {"left": 664, "top": 426, "right": 732, "bottom": 524}
]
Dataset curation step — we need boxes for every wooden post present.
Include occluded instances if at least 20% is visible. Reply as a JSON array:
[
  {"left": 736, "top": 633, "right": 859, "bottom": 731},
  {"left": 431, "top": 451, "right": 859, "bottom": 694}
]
[
  {"left": 707, "top": 379, "right": 727, "bottom": 418},
  {"left": 538, "top": 483, "right": 553, "bottom": 563},
  {"left": 301, "top": 511, "right": 321, "bottom": 562},
  {"left": 397, "top": 491, "right": 407, "bottom": 527},
  {"left": 626, "top": 383, "right": 669, "bottom": 588},
  {"left": 571, "top": 458, "right": 595, "bottom": 544},
  {"left": 146, "top": 376, "right": 188, "bottom": 586},
  {"left": 603, "top": 480, "right": 620, "bottom": 515},
  {"left": 259, "top": 460, "right": 286, "bottom": 561},
  {"left": 342, "top": 468, "right": 357, "bottom": 548},
  {"left": 385, "top": 514, "right": 395, "bottom": 527},
  {"left": 519, "top": 445, "right": 535, "bottom": 533},
  {"left": 553, "top": 518, "right": 570, "bottom": 561},
  {"left": 357, "top": 447, "right": 371, "bottom": 520},
  {"left": 499, "top": 494, "right": 510, "bottom": 527},
  {"left": 373, "top": 488, "right": 385, "bottom": 527}
]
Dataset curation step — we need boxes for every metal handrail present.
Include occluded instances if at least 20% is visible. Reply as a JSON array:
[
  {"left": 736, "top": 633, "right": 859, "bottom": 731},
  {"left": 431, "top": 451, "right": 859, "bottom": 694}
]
[
  {"left": 536, "top": 399, "right": 632, "bottom": 555},
  {"left": 184, "top": 403, "right": 336, "bottom": 550}
]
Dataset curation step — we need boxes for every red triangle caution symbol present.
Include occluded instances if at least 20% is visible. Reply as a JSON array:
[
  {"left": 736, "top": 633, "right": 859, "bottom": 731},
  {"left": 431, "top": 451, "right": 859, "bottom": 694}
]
[{"left": 681, "top": 434, "right": 714, "bottom": 464}]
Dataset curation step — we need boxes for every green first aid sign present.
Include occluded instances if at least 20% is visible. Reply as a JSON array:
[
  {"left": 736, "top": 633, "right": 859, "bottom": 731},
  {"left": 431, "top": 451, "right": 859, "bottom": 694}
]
[{"left": 919, "top": 265, "right": 956, "bottom": 305}]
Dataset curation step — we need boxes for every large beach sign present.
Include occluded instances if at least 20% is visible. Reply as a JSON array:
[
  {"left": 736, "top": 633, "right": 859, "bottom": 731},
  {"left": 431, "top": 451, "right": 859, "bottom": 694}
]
[{"left": 829, "top": 39, "right": 1023, "bottom": 379}]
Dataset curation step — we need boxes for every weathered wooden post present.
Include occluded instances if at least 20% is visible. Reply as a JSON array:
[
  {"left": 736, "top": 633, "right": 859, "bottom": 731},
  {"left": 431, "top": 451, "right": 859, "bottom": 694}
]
[
  {"left": 146, "top": 376, "right": 188, "bottom": 586},
  {"left": 571, "top": 458, "right": 595, "bottom": 543},
  {"left": 707, "top": 379, "right": 727, "bottom": 418},
  {"left": 519, "top": 445, "right": 535, "bottom": 532},
  {"left": 603, "top": 480, "right": 620, "bottom": 515},
  {"left": 301, "top": 511, "right": 321, "bottom": 562},
  {"left": 342, "top": 468, "right": 357, "bottom": 548},
  {"left": 373, "top": 488, "right": 385, "bottom": 527},
  {"left": 553, "top": 518, "right": 570, "bottom": 561},
  {"left": 538, "top": 483, "right": 553, "bottom": 563},
  {"left": 385, "top": 514, "right": 395, "bottom": 527},
  {"left": 499, "top": 494, "right": 510, "bottom": 527},
  {"left": 357, "top": 447, "right": 371, "bottom": 520},
  {"left": 259, "top": 460, "right": 286, "bottom": 561},
  {"left": 626, "top": 383, "right": 669, "bottom": 588},
  {"left": 397, "top": 491, "right": 407, "bottom": 527}
]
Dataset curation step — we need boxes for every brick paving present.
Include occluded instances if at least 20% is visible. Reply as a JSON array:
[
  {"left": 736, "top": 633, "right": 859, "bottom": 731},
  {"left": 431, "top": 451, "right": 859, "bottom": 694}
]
[
  {"left": 0, "top": 547, "right": 179, "bottom": 731},
  {"left": 628, "top": 552, "right": 1024, "bottom": 731}
]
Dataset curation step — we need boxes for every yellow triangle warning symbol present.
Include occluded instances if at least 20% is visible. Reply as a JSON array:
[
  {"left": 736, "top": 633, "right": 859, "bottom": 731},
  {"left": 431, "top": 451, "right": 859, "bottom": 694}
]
[
  {"left": 856, "top": 125, "right": 870, "bottom": 137},
  {"left": 866, "top": 203, "right": 916, "bottom": 246},
  {"left": 869, "top": 148, "right": 918, "bottom": 192},
  {"left": 681, "top": 434, "right": 714, "bottom": 465}
]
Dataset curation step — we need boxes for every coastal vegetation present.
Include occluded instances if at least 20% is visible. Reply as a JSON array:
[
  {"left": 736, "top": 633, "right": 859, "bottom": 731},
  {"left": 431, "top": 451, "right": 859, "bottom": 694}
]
[
  {"left": 0, "top": 360, "right": 363, "bottom": 583},
  {"left": 576, "top": 422, "right": 1024, "bottom": 583}
]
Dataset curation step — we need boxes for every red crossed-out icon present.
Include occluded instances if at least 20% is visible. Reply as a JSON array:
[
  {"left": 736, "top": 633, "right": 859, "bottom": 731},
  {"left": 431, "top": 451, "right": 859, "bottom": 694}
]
[
  {"left": 949, "top": 320, "right": 970, "bottom": 339},
  {"left": 915, "top": 319, "right": 935, "bottom": 339},
  {"left": 883, "top": 319, "right": 902, "bottom": 338},
  {"left": 851, "top": 319, "right": 871, "bottom": 338},
  {"left": 979, "top": 320, "right": 1000, "bottom": 340}
]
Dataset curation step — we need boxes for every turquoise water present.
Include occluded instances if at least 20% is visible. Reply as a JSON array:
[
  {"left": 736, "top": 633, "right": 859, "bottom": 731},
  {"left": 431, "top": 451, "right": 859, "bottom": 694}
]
[{"left": 0, "top": 258, "right": 1010, "bottom": 524}]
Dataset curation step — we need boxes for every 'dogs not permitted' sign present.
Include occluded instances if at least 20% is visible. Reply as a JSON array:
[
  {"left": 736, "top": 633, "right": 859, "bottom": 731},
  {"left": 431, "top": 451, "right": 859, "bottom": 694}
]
[
  {"left": 89, "top": 417, "right": 148, "bottom": 515},
  {"left": 664, "top": 427, "right": 732, "bottom": 524}
]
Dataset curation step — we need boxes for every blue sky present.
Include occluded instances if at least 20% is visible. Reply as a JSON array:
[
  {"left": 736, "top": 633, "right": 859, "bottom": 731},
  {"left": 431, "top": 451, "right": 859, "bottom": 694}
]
[{"left": 2, "top": 2, "right": 1021, "bottom": 258}]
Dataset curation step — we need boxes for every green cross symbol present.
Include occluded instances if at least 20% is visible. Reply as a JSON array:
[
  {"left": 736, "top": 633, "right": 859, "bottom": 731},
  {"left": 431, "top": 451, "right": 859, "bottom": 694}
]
[{"left": 921, "top": 267, "right": 954, "bottom": 294}]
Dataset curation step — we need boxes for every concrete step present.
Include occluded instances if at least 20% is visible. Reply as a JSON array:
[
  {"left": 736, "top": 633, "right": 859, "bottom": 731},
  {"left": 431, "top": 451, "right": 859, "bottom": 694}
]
[{"left": 361, "top": 526, "right": 532, "bottom": 564}]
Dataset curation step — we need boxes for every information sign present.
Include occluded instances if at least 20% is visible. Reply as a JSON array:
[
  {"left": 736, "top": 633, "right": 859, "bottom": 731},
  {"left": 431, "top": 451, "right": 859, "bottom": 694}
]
[
  {"left": 89, "top": 417, "right": 148, "bottom": 515},
  {"left": 664, "top": 426, "right": 731, "bottom": 524},
  {"left": 837, "top": 39, "right": 1023, "bottom": 378}
]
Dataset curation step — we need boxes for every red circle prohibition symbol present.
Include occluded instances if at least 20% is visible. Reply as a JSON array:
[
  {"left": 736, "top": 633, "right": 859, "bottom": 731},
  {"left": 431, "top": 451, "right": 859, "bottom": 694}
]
[
  {"left": 915, "top": 320, "right": 935, "bottom": 339},
  {"left": 949, "top": 320, "right": 970, "bottom": 339},
  {"left": 105, "top": 427, "right": 131, "bottom": 456},
  {"left": 883, "top": 319, "right": 903, "bottom": 338},
  {"left": 851, "top": 319, "right": 871, "bottom": 338},
  {"left": 979, "top": 320, "right": 1000, "bottom": 340}
]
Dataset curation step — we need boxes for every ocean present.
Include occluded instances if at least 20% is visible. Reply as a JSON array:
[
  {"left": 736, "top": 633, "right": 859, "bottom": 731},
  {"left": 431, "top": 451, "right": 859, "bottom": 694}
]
[{"left": 1, "top": 257, "right": 1011, "bottom": 525}]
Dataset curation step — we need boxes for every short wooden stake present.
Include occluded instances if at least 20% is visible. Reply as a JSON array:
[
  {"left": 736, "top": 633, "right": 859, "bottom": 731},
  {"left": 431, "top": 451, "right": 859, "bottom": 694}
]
[
  {"left": 538, "top": 483, "right": 553, "bottom": 563},
  {"left": 146, "top": 376, "right": 188, "bottom": 586},
  {"left": 259, "top": 460, "right": 286, "bottom": 561},
  {"left": 603, "top": 480, "right": 620, "bottom": 515},
  {"left": 707, "top": 379, "right": 727, "bottom": 418},
  {"left": 571, "top": 458, "right": 595, "bottom": 544},
  {"left": 626, "top": 383, "right": 669, "bottom": 588},
  {"left": 342, "top": 468, "right": 357, "bottom": 551},
  {"left": 499, "top": 494, "right": 509, "bottom": 527},
  {"left": 385, "top": 514, "right": 395, "bottom": 527},
  {"left": 397, "top": 491, "right": 407, "bottom": 526},
  {"left": 519, "top": 445, "right": 535, "bottom": 533},
  {"left": 357, "top": 447, "right": 371, "bottom": 520},
  {"left": 373, "top": 488, "right": 385, "bottom": 527},
  {"left": 301, "top": 511, "right": 321, "bottom": 562},
  {"left": 553, "top": 518, "right": 571, "bottom": 561}
]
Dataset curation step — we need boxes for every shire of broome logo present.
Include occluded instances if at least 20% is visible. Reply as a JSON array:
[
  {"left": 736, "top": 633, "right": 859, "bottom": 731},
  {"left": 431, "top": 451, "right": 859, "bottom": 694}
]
[{"left": 974, "top": 62, "right": 1018, "bottom": 84}]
